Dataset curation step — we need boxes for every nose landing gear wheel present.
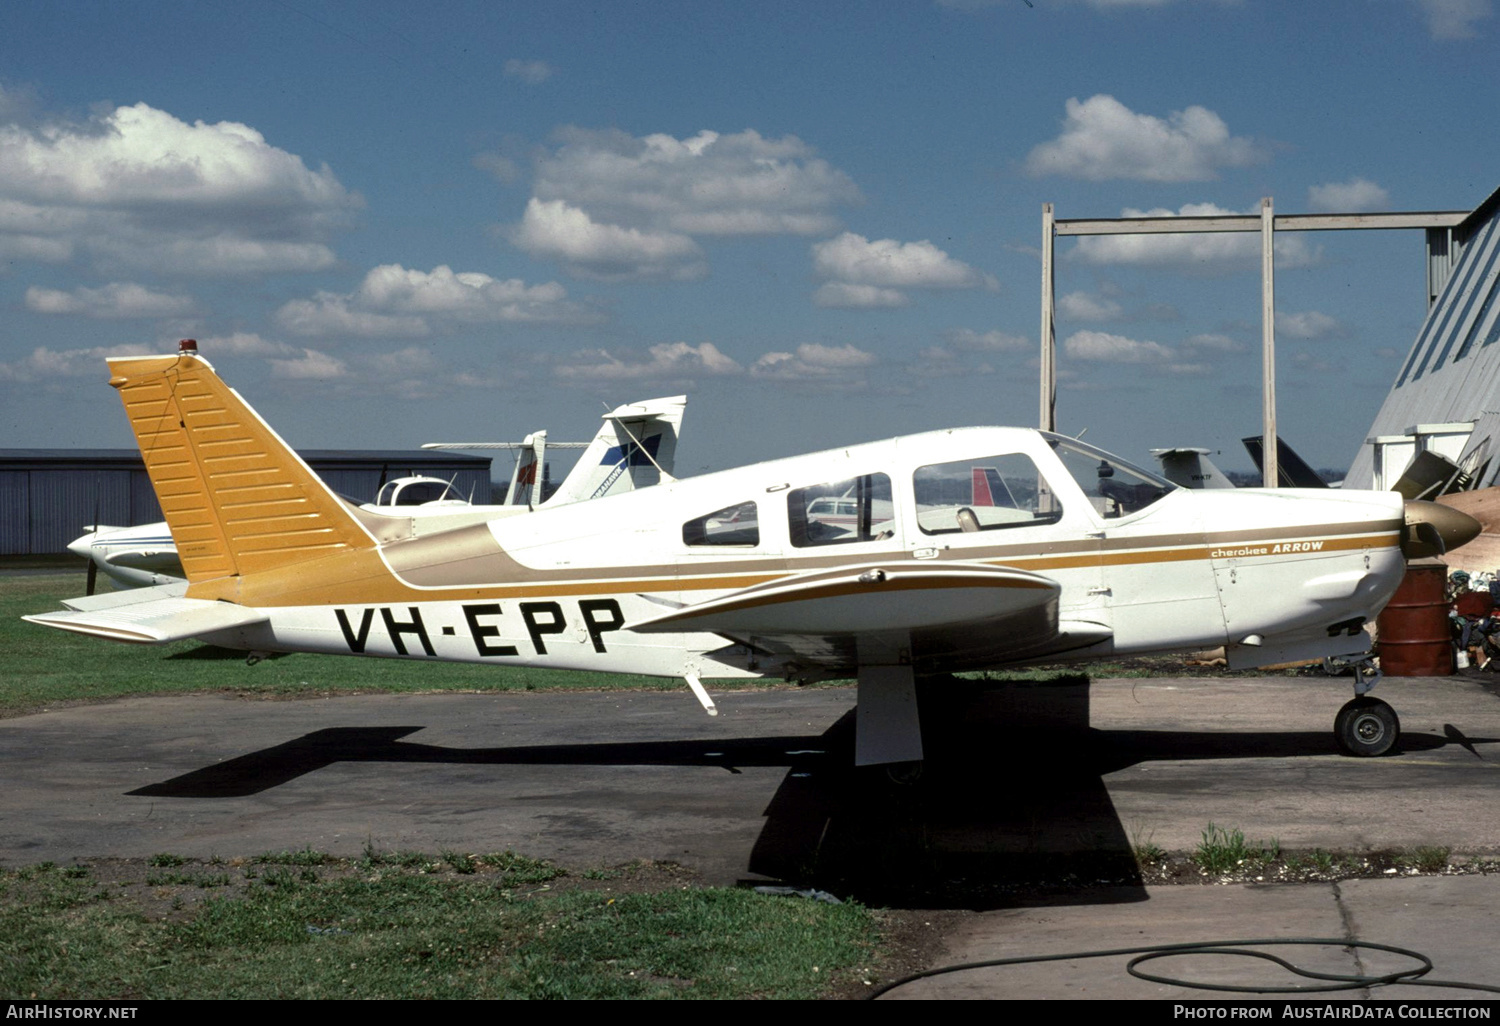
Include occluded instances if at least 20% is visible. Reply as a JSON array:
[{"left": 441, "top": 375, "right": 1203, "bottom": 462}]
[
  {"left": 1335, "top": 696, "right": 1400, "bottom": 757},
  {"left": 884, "top": 760, "right": 925, "bottom": 786}
]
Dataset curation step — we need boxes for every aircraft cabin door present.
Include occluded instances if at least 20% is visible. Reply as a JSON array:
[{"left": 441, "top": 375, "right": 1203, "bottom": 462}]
[{"left": 906, "top": 447, "right": 1109, "bottom": 622}]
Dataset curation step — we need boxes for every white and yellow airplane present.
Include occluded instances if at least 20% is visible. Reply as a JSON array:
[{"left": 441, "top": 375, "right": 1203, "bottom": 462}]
[{"left": 25, "top": 343, "right": 1481, "bottom": 768}]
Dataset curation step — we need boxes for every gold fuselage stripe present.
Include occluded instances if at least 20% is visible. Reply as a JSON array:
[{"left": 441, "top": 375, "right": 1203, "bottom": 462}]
[{"left": 194, "top": 525, "right": 1401, "bottom": 607}]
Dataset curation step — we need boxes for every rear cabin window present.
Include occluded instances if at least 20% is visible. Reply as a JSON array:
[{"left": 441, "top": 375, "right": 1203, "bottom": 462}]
[
  {"left": 913, "top": 454, "right": 1062, "bottom": 535},
  {"left": 787, "top": 474, "right": 894, "bottom": 547},
  {"left": 682, "top": 501, "right": 760, "bottom": 546}
]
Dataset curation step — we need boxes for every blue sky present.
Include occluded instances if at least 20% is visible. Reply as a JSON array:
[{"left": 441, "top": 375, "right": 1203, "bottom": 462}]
[{"left": 2, "top": 0, "right": 1498, "bottom": 480}]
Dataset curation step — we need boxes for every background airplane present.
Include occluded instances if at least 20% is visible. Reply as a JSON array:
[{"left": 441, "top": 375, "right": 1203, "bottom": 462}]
[{"left": 68, "top": 393, "right": 687, "bottom": 593}]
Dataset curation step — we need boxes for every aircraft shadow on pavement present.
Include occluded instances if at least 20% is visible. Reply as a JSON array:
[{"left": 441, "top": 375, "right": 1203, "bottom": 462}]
[{"left": 124, "top": 681, "right": 1494, "bottom": 910}]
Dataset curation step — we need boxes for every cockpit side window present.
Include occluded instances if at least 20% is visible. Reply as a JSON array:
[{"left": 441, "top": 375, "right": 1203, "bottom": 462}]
[
  {"left": 682, "top": 501, "right": 760, "bottom": 546},
  {"left": 788, "top": 474, "right": 894, "bottom": 547},
  {"left": 1045, "top": 434, "right": 1177, "bottom": 518},
  {"left": 914, "top": 454, "right": 1063, "bottom": 535}
]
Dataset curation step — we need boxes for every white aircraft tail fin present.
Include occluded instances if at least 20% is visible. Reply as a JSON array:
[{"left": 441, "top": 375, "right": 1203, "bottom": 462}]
[
  {"left": 1150, "top": 447, "right": 1235, "bottom": 490},
  {"left": 504, "top": 431, "right": 546, "bottom": 507},
  {"left": 542, "top": 396, "right": 686, "bottom": 507}
]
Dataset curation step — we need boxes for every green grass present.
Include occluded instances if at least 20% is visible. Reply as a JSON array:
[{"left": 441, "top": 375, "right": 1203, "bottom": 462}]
[
  {"left": 1192, "top": 823, "right": 1281, "bottom": 875},
  {"left": 0, "top": 855, "right": 878, "bottom": 999},
  {"left": 2, "top": 572, "right": 823, "bottom": 717},
  {"left": 1283, "top": 849, "right": 1340, "bottom": 876},
  {"left": 1130, "top": 826, "right": 1166, "bottom": 866},
  {"left": 253, "top": 847, "right": 336, "bottom": 867},
  {"left": 1400, "top": 845, "right": 1452, "bottom": 873}
]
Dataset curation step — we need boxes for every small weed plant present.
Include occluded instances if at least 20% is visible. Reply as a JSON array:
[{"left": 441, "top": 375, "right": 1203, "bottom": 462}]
[{"left": 1193, "top": 823, "right": 1281, "bottom": 875}]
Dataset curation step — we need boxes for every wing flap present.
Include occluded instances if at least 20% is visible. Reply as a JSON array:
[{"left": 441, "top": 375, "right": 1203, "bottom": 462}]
[
  {"left": 628, "top": 561, "right": 1059, "bottom": 636},
  {"left": 628, "top": 561, "right": 1114, "bottom": 672},
  {"left": 24, "top": 597, "right": 267, "bottom": 645}
]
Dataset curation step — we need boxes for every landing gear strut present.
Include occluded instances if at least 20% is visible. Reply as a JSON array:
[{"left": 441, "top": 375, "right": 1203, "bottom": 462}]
[{"left": 1333, "top": 658, "right": 1400, "bottom": 757}]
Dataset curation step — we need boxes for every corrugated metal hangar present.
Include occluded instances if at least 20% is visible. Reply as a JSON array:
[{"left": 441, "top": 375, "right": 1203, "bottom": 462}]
[
  {"left": 0, "top": 449, "right": 492, "bottom": 556},
  {"left": 1346, "top": 185, "right": 1500, "bottom": 490}
]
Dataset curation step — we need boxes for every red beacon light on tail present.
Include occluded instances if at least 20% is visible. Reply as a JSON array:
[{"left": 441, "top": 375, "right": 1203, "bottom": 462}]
[{"left": 178, "top": 339, "right": 198, "bottom": 354}]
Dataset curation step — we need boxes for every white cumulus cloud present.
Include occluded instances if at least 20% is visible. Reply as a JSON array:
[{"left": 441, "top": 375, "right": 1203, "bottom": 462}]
[
  {"left": 372, "top": 346, "right": 438, "bottom": 376},
  {"left": 749, "top": 343, "right": 878, "bottom": 385},
  {"left": 810, "top": 232, "right": 994, "bottom": 307},
  {"left": 1064, "top": 330, "right": 1174, "bottom": 363},
  {"left": 25, "top": 281, "right": 192, "bottom": 319},
  {"left": 813, "top": 282, "right": 910, "bottom": 309},
  {"left": 812, "top": 232, "right": 991, "bottom": 289},
  {"left": 356, "top": 264, "right": 575, "bottom": 319},
  {"left": 553, "top": 341, "right": 743, "bottom": 383},
  {"left": 278, "top": 263, "right": 592, "bottom": 337},
  {"left": 1061, "top": 329, "right": 1238, "bottom": 377},
  {"left": 270, "top": 347, "right": 348, "bottom": 380},
  {"left": 0, "top": 101, "right": 359, "bottom": 275},
  {"left": 277, "top": 294, "right": 430, "bottom": 338},
  {"left": 1276, "top": 309, "right": 1346, "bottom": 340},
  {"left": 944, "top": 328, "right": 1031, "bottom": 352},
  {"left": 195, "top": 332, "right": 295, "bottom": 357},
  {"left": 504, "top": 59, "right": 554, "bottom": 84},
  {"left": 0, "top": 342, "right": 155, "bottom": 381},
  {"left": 512, "top": 198, "right": 706, "bottom": 282},
  {"left": 1058, "top": 290, "right": 1124, "bottom": 322},
  {"left": 1308, "top": 178, "right": 1391, "bottom": 213},
  {"left": 1072, "top": 203, "right": 1320, "bottom": 272},
  {"left": 531, "top": 127, "right": 860, "bottom": 238},
  {"left": 1412, "top": 0, "right": 1491, "bottom": 38},
  {"left": 1025, "top": 95, "right": 1266, "bottom": 182},
  {"left": 1181, "top": 333, "right": 1246, "bottom": 354},
  {"left": 510, "top": 127, "right": 862, "bottom": 281}
]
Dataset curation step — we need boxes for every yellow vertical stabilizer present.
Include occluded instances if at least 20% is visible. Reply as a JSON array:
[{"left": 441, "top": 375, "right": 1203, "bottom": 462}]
[{"left": 108, "top": 353, "right": 375, "bottom": 585}]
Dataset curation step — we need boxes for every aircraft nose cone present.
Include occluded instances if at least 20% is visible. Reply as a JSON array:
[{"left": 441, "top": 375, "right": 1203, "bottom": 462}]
[
  {"left": 66, "top": 532, "right": 96, "bottom": 560},
  {"left": 1402, "top": 499, "right": 1482, "bottom": 559}
]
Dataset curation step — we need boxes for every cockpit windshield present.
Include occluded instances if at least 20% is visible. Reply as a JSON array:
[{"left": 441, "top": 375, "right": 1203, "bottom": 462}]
[
  {"left": 1043, "top": 433, "right": 1177, "bottom": 518},
  {"left": 376, "top": 478, "right": 456, "bottom": 507}
]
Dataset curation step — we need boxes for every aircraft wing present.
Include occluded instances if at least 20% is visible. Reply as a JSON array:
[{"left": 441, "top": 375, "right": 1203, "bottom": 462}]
[
  {"left": 59, "top": 581, "right": 188, "bottom": 612},
  {"left": 24, "top": 594, "right": 266, "bottom": 644},
  {"left": 627, "top": 561, "right": 1111, "bottom": 672}
]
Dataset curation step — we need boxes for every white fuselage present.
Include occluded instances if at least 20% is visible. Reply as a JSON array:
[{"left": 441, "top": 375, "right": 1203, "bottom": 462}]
[{"left": 207, "top": 427, "right": 1407, "bottom": 681}]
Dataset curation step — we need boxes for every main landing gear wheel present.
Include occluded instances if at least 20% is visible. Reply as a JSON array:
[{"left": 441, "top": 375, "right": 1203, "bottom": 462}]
[
  {"left": 1334, "top": 696, "right": 1400, "bottom": 757},
  {"left": 884, "top": 760, "right": 925, "bottom": 786}
]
